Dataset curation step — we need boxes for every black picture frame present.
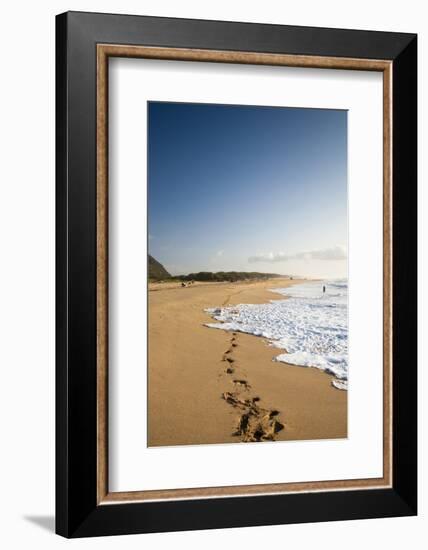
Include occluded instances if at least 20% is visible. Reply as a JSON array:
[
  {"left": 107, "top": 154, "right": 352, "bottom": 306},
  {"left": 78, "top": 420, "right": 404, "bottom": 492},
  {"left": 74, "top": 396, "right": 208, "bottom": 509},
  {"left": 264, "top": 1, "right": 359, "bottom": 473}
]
[{"left": 56, "top": 11, "right": 417, "bottom": 538}]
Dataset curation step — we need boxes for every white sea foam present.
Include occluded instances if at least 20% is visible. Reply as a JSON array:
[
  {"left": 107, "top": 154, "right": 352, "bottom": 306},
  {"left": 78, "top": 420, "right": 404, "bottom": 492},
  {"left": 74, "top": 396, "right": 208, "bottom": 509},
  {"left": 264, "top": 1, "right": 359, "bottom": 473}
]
[{"left": 205, "top": 280, "right": 348, "bottom": 390}]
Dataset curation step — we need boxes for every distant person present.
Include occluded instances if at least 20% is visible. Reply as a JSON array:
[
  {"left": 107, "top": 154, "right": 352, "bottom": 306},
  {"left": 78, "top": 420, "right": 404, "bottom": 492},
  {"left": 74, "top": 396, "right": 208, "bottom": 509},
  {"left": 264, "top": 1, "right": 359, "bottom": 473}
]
[{"left": 322, "top": 285, "right": 326, "bottom": 294}]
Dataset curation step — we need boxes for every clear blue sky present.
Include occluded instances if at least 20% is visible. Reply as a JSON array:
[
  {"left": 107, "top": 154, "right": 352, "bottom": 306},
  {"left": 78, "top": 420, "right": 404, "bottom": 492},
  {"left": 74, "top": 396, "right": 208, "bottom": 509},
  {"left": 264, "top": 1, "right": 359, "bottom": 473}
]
[{"left": 148, "top": 101, "right": 347, "bottom": 278}]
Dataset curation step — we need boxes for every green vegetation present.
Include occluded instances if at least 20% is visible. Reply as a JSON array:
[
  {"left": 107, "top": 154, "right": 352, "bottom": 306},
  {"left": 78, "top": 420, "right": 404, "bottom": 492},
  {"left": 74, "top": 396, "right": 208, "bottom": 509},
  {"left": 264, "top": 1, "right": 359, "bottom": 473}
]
[
  {"left": 177, "top": 271, "right": 282, "bottom": 283},
  {"left": 148, "top": 255, "right": 283, "bottom": 283}
]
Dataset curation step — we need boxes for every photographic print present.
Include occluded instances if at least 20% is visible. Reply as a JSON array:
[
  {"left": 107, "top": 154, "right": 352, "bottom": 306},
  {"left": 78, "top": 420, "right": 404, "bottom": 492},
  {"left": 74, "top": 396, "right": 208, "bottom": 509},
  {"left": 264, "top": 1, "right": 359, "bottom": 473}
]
[
  {"left": 57, "top": 14, "right": 417, "bottom": 536},
  {"left": 148, "top": 101, "right": 348, "bottom": 447}
]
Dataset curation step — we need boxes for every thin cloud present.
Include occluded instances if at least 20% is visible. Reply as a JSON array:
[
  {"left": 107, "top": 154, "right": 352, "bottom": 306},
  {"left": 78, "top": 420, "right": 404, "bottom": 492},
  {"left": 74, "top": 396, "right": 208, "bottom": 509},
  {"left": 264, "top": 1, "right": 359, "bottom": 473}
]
[{"left": 248, "top": 245, "right": 347, "bottom": 263}]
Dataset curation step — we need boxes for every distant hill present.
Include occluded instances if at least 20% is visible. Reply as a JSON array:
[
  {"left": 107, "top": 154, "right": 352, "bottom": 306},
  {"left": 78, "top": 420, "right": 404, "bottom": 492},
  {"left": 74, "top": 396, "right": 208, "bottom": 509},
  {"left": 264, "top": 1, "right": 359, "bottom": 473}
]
[{"left": 148, "top": 255, "right": 171, "bottom": 280}]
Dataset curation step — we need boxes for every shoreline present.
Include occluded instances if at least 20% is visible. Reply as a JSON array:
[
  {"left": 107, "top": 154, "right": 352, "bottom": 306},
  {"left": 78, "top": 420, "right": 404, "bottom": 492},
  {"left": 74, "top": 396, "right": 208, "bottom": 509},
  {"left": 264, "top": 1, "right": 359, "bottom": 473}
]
[
  {"left": 206, "top": 278, "right": 348, "bottom": 391},
  {"left": 148, "top": 277, "right": 347, "bottom": 447}
]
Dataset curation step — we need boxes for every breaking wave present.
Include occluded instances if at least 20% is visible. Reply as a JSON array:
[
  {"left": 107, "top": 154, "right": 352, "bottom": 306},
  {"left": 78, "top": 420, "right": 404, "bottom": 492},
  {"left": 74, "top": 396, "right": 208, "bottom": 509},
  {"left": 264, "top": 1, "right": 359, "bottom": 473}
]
[{"left": 205, "top": 280, "right": 348, "bottom": 390}]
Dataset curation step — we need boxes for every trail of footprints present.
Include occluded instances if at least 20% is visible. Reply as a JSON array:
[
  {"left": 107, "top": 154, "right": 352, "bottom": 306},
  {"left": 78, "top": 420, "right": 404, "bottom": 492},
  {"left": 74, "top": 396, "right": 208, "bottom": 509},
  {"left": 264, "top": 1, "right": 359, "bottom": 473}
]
[{"left": 221, "top": 333, "right": 285, "bottom": 442}]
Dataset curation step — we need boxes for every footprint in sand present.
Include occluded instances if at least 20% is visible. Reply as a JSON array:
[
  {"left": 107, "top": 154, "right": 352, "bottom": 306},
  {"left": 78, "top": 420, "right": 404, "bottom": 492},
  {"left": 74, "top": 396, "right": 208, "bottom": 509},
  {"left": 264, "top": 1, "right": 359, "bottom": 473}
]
[
  {"left": 219, "top": 331, "right": 284, "bottom": 442},
  {"left": 221, "top": 391, "right": 285, "bottom": 442},
  {"left": 233, "top": 379, "right": 251, "bottom": 391}
]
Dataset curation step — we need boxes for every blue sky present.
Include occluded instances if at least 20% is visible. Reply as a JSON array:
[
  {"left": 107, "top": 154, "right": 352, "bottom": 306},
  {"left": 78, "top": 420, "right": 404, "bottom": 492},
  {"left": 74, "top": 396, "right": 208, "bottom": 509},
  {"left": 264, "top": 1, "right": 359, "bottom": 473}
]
[{"left": 148, "top": 101, "right": 347, "bottom": 278}]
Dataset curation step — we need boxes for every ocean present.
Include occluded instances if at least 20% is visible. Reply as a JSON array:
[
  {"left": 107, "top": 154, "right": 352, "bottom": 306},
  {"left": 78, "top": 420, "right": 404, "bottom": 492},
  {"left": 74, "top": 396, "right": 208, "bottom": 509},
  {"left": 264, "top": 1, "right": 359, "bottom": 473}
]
[{"left": 205, "top": 280, "right": 348, "bottom": 390}]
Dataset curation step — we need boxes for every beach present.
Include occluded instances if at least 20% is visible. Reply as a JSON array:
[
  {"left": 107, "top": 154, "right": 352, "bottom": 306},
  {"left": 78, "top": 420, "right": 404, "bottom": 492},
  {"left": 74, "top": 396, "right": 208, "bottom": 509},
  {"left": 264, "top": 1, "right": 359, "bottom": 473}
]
[{"left": 148, "top": 278, "right": 347, "bottom": 447}]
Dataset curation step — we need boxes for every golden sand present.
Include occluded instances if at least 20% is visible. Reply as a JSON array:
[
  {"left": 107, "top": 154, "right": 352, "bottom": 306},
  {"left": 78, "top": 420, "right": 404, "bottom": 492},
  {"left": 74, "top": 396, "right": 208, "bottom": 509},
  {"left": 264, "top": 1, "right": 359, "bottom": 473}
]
[{"left": 148, "top": 278, "right": 347, "bottom": 447}]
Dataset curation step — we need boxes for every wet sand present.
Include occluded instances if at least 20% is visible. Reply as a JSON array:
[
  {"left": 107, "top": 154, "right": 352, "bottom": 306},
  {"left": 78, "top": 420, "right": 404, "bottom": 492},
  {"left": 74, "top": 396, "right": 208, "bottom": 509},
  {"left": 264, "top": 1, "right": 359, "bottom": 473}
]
[{"left": 148, "top": 278, "right": 347, "bottom": 447}]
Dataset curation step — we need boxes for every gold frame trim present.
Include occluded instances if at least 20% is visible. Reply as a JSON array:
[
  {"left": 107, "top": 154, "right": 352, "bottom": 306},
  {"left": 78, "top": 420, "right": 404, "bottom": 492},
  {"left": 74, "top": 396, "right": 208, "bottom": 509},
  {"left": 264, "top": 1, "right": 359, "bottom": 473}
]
[{"left": 96, "top": 44, "right": 393, "bottom": 505}]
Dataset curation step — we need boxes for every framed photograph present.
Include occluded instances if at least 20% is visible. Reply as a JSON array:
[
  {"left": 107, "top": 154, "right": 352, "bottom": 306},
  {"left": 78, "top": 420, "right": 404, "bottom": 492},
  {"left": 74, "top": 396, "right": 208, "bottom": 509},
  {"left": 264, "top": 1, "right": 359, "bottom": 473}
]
[{"left": 56, "top": 11, "right": 417, "bottom": 537}]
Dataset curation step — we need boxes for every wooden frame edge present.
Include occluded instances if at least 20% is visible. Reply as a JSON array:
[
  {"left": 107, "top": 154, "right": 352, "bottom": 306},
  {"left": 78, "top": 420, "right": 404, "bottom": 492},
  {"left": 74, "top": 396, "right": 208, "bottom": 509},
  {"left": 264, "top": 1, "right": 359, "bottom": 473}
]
[
  {"left": 96, "top": 44, "right": 393, "bottom": 505},
  {"left": 97, "top": 45, "right": 109, "bottom": 503}
]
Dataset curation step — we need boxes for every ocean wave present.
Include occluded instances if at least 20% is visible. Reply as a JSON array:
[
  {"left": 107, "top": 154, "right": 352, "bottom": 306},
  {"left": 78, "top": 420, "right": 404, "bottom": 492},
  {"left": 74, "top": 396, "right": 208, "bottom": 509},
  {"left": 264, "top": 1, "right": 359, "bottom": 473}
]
[{"left": 205, "top": 280, "right": 348, "bottom": 390}]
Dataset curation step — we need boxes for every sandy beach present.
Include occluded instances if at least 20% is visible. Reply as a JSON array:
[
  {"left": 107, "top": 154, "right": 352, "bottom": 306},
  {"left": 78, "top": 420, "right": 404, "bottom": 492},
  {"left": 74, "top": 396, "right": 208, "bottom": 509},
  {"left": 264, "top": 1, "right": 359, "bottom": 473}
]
[{"left": 148, "top": 278, "right": 347, "bottom": 447}]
